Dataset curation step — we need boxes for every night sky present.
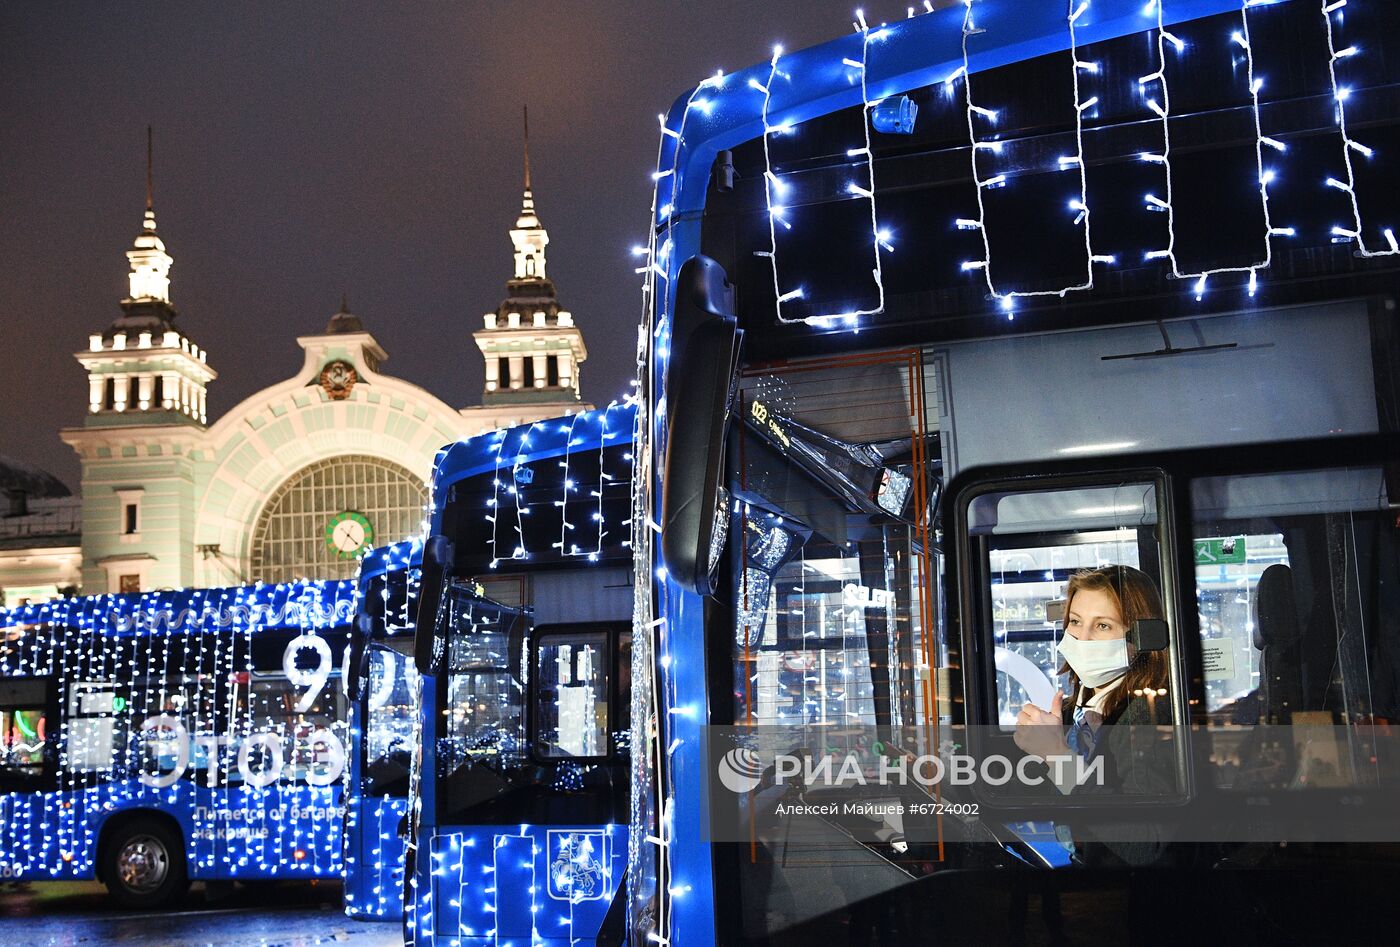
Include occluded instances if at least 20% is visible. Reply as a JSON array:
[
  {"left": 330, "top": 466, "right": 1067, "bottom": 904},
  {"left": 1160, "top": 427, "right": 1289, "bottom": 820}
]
[{"left": 0, "top": 2, "right": 884, "bottom": 490}]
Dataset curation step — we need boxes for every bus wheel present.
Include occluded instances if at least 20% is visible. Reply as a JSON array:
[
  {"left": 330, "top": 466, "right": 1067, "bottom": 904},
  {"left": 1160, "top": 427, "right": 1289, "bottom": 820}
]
[{"left": 102, "top": 818, "right": 190, "bottom": 909}]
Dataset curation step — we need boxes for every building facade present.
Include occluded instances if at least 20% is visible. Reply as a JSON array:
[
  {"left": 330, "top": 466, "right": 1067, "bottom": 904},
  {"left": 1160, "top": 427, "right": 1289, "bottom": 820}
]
[{"left": 0, "top": 158, "right": 592, "bottom": 600}]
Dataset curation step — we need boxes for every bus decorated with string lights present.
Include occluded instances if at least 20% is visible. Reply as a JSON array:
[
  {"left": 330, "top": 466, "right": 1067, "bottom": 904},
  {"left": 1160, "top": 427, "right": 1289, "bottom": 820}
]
[
  {"left": 633, "top": 0, "right": 1400, "bottom": 942},
  {"left": 0, "top": 580, "right": 356, "bottom": 907},
  {"left": 408, "top": 402, "right": 636, "bottom": 945},
  {"left": 343, "top": 538, "right": 422, "bottom": 921}
]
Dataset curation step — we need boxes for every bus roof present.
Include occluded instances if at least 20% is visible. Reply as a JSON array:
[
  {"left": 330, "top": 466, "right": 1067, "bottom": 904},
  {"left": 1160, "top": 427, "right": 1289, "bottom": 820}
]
[
  {"left": 0, "top": 579, "right": 356, "bottom": 638},
  {"left": 356, "top": 538, "right": 423, "bottom": 587},
  {"left": 429, "top": 400, "right": 636, "bottom": 504},
  {"left": 656, "top": 0, "right": 1252, "bottom": 224}
]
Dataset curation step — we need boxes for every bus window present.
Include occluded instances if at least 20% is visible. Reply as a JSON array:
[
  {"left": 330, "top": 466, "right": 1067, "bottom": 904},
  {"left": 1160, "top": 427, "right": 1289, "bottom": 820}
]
[
  {"left": 239, "top": 673, "right": 345, "bottom": 785},
  {"left": 964, "top": 480, "right": 1170, "bottom": 735},
  {"left": 363, "top": 639, "right": 416, "bottom": 797},
  {"left": 534, "top": 630, "right": 610, "bottom": 759},
  {"left": 715, "top": 359, "right": 945, "bottom": 938},
  {"left": 735, "top": 358, "right": 939, "bottom": 742},
  {"left": 132, "top": 675, "right": 219, "bottom": 783},
  {"left": 66, "top": 682, "right": 127, "bottom": 774},
  {"left": 1193, "top": 533, "right": 1288, "bottom": 714},
  {"left": 0, "top": 677, "right": 50, "bottom": 782},
  {"left": 437, "top": 582, "right": 528, "bottom": 823},
  {"left": 1191, "top": 464, "right": 1398, "bottom": 791}
]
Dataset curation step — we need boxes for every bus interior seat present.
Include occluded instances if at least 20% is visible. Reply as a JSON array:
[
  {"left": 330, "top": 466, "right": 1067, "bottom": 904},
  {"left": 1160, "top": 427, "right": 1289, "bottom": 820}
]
[
  {"left": 1220, "top": 564, "right": 1303, "bottom": 791},
  {"left": 1255, "top": 563, "right": 1304, "bottom": 725}
]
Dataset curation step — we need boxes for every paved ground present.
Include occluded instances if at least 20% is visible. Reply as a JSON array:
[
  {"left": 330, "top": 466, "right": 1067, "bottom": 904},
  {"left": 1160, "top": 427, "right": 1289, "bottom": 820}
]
[{"left": 0, "top": 880, "right": 402, "bottom": 946}]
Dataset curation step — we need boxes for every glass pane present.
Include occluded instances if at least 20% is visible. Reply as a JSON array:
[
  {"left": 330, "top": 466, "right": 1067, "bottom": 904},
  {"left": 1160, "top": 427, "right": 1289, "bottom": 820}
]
[
  {"left": 232, "top": 674, "right": 345, "bottom": 784},
  {"left": 989, "top": 538, "right": 1141, "bottom": 729},
  {"left": 1191, "top": 465, "right": 1396, "bottom": 791},
  {"left": 734, "top": 356, "right": 938, "bottom": 742},
  {"left": 249, "top": 455, "right": 428, "bottom": 584},
  {"left": 535, "top": 632, "right": 610, "bottom": 759},
  {"left": 970, "top": 482, "right": 1161, "bottom": 731},
  {"left": 437, "top": 583, "right": 529, "bottom": 817},
  {"left": 720, "top": 353, "right": 942, "bottom": 936},
  {"left": 0, "top": 708, "right": 47, "bottom": 775},
  {"left": 364, "top": 642, "right": 418, "bottom": 796},
  {"left": 67, "top": 682, "right": 125, "bottom": 773}
]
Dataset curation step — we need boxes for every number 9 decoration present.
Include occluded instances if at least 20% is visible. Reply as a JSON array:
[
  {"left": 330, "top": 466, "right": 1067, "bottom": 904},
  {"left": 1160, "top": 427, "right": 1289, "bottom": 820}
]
[{"left": 284, "top": 633, "right": 333, "bottom": 714}]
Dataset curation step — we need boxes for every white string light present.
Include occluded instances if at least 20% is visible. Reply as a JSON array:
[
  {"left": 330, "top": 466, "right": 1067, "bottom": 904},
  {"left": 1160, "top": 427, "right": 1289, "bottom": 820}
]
[
  {"left": 484, "top": 427, "right": 511, "bottom": 568},
  {"left": 630, "top": 68, "right": 727, "bottom": 947},
  {"left": 1139, "top": 0, "right": 1293, "bottom": 300},
  {"left": 953, "top": 0, "right": 1115, "bottom": 319},
  {"left": 1320, "top": 0, "right": 1399, "bottom": 256},
  {"left": 758, "top": 11, "right": 891, "bottom": 328}
]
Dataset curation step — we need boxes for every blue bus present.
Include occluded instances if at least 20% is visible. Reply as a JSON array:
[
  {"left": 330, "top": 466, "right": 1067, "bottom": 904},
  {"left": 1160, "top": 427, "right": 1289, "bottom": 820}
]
[
  {"left": 0, "top": 580, "right": 356, "bottom": 907},
  {"left": 343, "top": 538, "right": 422, "bottom": 921},
  {"left": 409, "top": 403, "right": 636, "bottom": 945},
  {"left": 636, "top": 0, "right": 1400, "bottom": 942}
]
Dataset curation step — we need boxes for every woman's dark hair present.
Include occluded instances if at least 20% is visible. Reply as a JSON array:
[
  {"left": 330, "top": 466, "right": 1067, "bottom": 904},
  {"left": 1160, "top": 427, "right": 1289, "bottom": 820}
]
[{"left": 1059, "top": 564, "right": 1170, "bottom": 721}]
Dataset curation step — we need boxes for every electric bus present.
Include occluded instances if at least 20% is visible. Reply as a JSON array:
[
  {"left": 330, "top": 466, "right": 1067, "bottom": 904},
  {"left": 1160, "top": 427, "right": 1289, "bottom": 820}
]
[
  {"left": 343, "top": 538, "right": 422, "bottom": 920},
  {"left": 408, "top": 403, "right": 636, "bottom": 945},
  {"left": 634, "top": 0, "right": 1400, "bottom": 942},
  {"left": 0, "top": 580, "right": 356, "bottom": 907}
]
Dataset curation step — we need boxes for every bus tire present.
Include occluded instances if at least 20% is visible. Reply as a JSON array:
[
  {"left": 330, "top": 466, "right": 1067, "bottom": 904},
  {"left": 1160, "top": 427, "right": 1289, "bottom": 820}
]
[{"left": 101, "top": 817, "right": 190, "bottom": 909}]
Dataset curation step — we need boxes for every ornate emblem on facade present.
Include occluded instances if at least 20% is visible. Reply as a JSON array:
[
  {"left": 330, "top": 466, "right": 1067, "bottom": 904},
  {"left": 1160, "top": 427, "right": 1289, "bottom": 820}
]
[{"left": 319, "top": 360, "right": 357, "bottom": 400}]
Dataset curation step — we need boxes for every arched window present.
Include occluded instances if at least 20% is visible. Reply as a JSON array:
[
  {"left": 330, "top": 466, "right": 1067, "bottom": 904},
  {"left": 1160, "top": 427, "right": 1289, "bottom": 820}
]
[{"left": 249, "top": 455, "right": 427, "bottom": 583}]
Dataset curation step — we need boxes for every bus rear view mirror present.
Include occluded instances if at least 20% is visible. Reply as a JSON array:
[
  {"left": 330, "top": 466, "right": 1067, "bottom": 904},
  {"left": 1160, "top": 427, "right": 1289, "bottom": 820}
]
[
  {"left": 661, "top": 255, "right": 742, "bottom": 596},
  {"left": 348, "top": 613, "right": 375, "bottom": 698},
  {"left": 414, "top": 535, "right": 453, "bottom": 676}
]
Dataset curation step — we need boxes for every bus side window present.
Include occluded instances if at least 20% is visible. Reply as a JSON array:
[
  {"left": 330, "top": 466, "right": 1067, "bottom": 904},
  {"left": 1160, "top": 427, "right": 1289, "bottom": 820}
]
[
  {"left": 534, "top": 630, "right": 611, "bottom": 760},
  {"left": 66, "top": 682, "right": 128, "bottom": 776},
  {"left": 1191, "top": 464, "right": 1397, "bottom": 791},
  {"left": 237, "top": 671, "right": 345, "bottom": 784},
  {"left": 966, "top": 481, "right": 1167, "bottom": 731},
  {"left": 0, "top": 677, "right": 52, "bottom": 782}
]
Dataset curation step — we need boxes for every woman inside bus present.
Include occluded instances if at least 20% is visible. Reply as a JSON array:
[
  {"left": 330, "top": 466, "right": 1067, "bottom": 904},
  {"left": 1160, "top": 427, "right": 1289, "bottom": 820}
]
[{"left": 1013, "top": 564, "right": 1177, "bottom": 866}]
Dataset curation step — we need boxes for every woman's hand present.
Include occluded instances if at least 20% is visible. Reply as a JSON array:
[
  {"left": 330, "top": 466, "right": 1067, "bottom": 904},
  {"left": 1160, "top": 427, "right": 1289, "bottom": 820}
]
[{"left": 1014, "top": 691, "right": 1069, "bottom": 761}]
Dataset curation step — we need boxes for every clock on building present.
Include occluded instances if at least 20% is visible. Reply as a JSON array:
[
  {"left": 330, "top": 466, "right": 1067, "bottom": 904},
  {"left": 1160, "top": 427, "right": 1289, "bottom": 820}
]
[{"left": 324, "top": 510, "right": 374, "bottom": 559}]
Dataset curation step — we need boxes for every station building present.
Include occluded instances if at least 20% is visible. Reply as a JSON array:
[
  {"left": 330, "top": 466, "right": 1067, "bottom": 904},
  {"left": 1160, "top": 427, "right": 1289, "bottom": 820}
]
[{"left": 0, "top": 160, "right": 591, "bottom": 602}]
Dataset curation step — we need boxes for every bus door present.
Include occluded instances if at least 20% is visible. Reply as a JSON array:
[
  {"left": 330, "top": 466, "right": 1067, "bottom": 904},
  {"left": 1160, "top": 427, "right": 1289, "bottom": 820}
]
[
  {"left": 421, "top": 581, "right": 630, "bottom": 945},
  {"left": 345, "top": 634, "right": 417, "bottom": 919},
  {"left": 714, "top": 354, "right": 955, "bottom": 942},
  {"left": 345, "top": 557, "right": 419, "bottom": 921},
  {"left": 529, "top": 622, "right": 632, "bottom": 826}
]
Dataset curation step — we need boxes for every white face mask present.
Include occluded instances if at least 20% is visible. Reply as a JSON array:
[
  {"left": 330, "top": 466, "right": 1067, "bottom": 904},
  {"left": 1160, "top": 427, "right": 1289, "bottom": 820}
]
[{"left": 1058, "top": 633, "right": 1131, "bottom": 688}]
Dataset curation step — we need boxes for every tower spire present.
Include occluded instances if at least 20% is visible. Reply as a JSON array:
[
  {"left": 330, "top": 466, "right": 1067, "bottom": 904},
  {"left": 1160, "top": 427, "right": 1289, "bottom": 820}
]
[
  {"left": 523, "top": 105, "right": 532, "bottom": 192},
  {"left": 126, "top": 126, "right": 172, "bottom": 304},
  {"left": 146, "top": 125, "right": 154, "bottom": 213}
]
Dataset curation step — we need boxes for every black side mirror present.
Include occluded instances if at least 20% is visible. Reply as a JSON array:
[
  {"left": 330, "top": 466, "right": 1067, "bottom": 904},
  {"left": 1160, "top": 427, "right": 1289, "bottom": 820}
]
[
  {"left": 660, "top": 255, "right": 742, "bottom": 596},
  {"left": 347, "top": 613, "right": 375, "bottom": 699},
  {"left": 1131, "top": 618, "right": 1170, "bottom": 652},
  {"left": 414, "top": 535, "right": 453, "bottom": 675}
]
